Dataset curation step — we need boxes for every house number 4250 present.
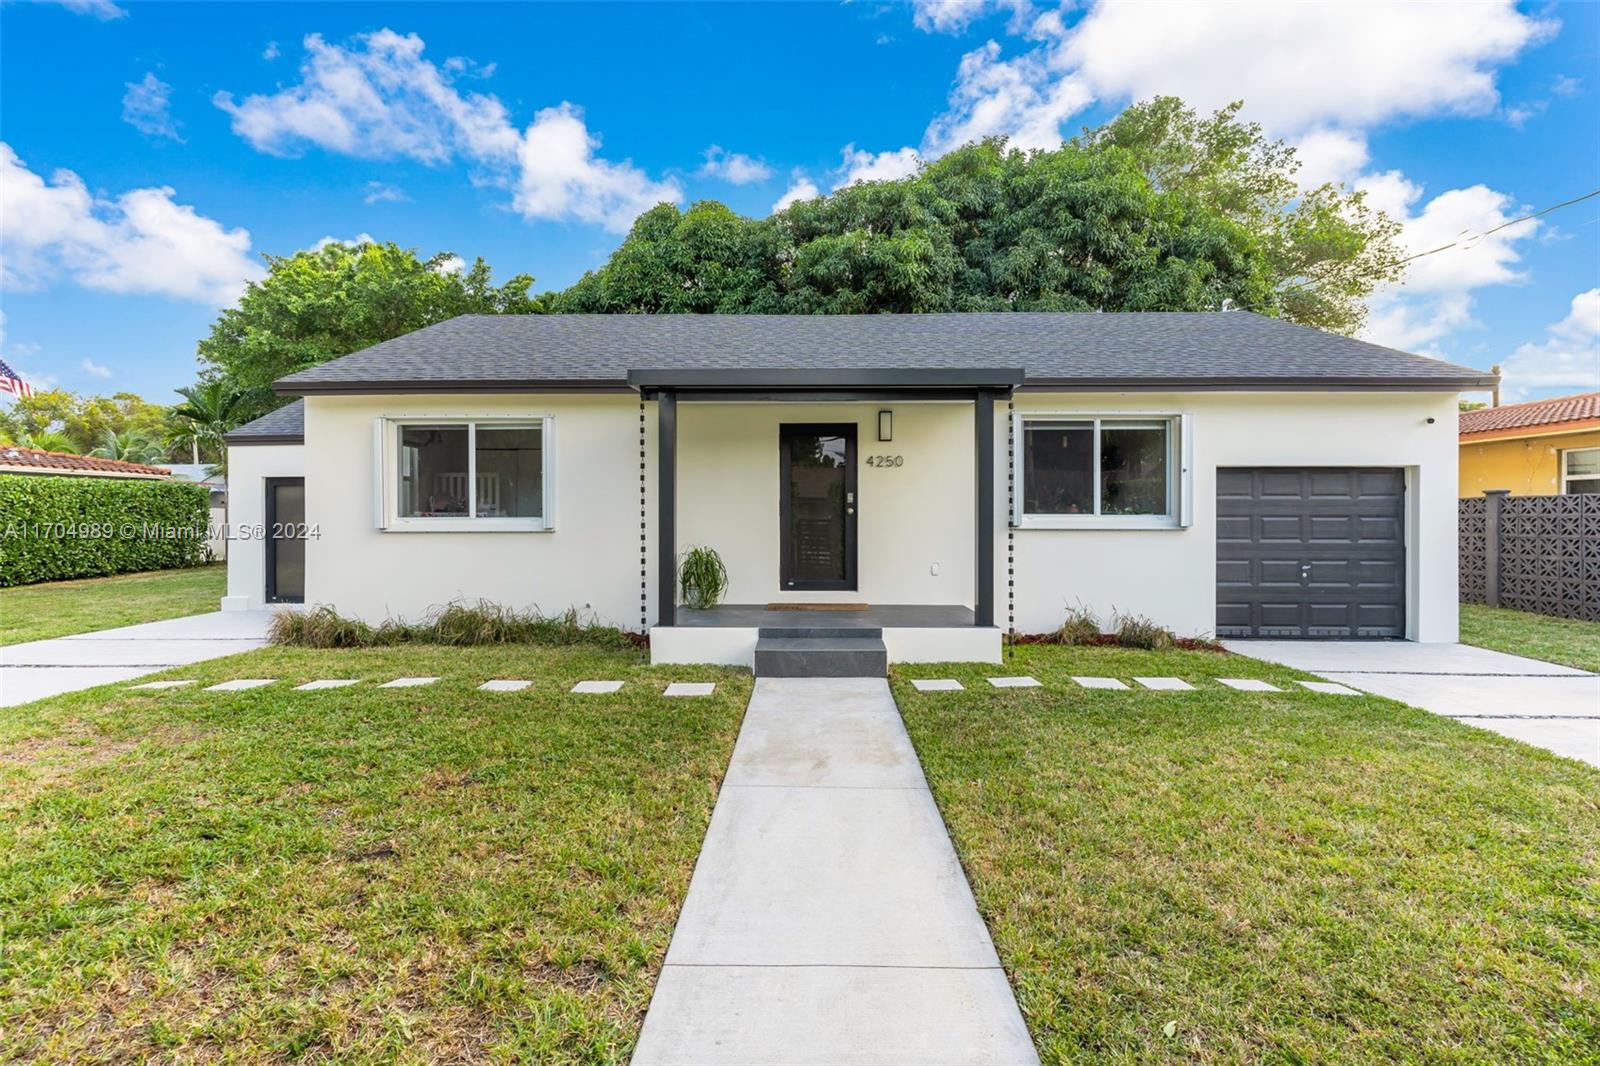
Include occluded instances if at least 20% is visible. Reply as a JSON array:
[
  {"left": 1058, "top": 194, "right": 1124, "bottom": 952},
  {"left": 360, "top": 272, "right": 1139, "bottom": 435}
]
[{"left": 866, "top": 455, "right": 904, "bottom": 468}]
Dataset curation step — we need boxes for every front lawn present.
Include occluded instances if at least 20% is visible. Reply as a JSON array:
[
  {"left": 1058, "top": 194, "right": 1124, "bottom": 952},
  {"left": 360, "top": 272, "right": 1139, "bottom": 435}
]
[
  {"left": 0, "top": 645, "right": 750, "bottom": 1063},
  {"left": 1460, "top": 602, "right": 1600, "bottom": 673},
  {"left": 894, "top": 646, "right": 1600, "bottom": 1064},
  {"left": 0, "top": 564, "right": 226, "bottom": 645}
]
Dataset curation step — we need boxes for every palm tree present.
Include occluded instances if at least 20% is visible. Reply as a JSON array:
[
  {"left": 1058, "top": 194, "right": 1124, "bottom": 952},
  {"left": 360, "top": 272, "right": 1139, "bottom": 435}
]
[
  {"left": 170, "top": 380, "right": 248, "bottom": 472},
  {"left": 90, "top": 428, "right": 166, "bottom": 464},
  {"left": 5, "top": 429, "right": 80, "bottom": 454}
]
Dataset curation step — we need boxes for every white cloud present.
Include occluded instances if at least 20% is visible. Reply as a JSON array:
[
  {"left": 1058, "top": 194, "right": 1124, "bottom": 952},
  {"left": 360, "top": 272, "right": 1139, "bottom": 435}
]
[
  {"left": 0, "top": 143, "right": 262, "bottom": 305},
  {"left": 1055, "top": 1, "right": 1553, "bottom": 135},
  {"left": 1360, "top": 179, "right": 1540, "bottom": 352},
  {"left": 216, "top": 30, "right": 678, "bottom": 232},
  {"left": 1293, "top": 127, "right": 1370, "bottom": 189},
  {"left": 833, "top": 144, "right": 922, "bottom": 189},
  {"left": 1552, "top": 74, "right": 1581, "bottom": 97},
  {"left": 122, "top": 73, "right": 182, "bottom": 141},
  {"left": 80, "top": 357, "right": 111, "bottom": 379},
  {"left": 513, "top": 103, "right": 681, "bottom": 231},
  {"left": 45, "top": 0, "right": 126, "bottom": 19},
  {"left": 772, "top": 171, "right": 820, "bottom": 213},
  {"left": 362, "top": 181, "right": 408, "bottom": 204},
  {"left": 912, "top": 0, "right": 999, "bottom": 34},
  {"left": 433, "top": 254, "right": 466, "bottom": 275},
  {"left": 308, "top": 233, "right": 376, "bottom": 252},
  {"left": 923, "top": 40, "right": 1091, "bottom": 155},
  {"left": 262, "top": 41, "right": 280, "bottom": 61},
  {"left": 698, "top": 145, "right": 773, "bottom": 185},
  {"left": 1498, "top": 289, "right": 1600, "bottom": 395}
]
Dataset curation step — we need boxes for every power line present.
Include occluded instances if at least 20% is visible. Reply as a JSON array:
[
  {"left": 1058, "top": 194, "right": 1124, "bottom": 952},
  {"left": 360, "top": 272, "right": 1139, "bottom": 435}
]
[{"left": 1395, "top": 187, "right": 1600, "bottom": 265}]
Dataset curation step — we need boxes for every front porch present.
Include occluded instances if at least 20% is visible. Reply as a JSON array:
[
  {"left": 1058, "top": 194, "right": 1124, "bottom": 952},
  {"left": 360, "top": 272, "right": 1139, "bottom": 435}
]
[{"left": 635, "top": 368, "right": 1019, "bottom": 670}]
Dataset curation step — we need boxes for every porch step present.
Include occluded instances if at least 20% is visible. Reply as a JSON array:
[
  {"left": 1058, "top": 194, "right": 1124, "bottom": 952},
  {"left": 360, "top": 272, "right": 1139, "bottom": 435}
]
[
  {"left": 758, "top": 626, "right": 883, "bottom": 640},
  {"left": 753, "top": 635, "right": 888, "bottom": 678}
]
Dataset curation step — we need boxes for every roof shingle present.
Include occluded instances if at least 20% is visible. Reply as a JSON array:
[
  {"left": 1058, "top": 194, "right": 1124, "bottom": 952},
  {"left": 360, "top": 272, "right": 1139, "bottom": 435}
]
[
  {"left": 1459, "top": 392, "right": 1600, "bottom": 436},
  {"left": 225, "top": 399, "right": 306, "bottom": 444},
  {"left": 272, "top": 312, "right": 1496, "bottom": 393}
]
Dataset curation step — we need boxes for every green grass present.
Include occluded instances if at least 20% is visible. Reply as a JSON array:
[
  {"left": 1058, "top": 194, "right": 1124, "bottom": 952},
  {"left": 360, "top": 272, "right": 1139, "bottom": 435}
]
[
  {"left": 0, "top": 564, "right": 226, "bottom": 645},
  {"left": 894, "top": 646, "right": 1600, "bottom": 1065},
  {"left": 0, "top": 645, "right": 750, "bottom": 1063},
  {"left": 1460, "top": 603, "right": 1600, "bottom": 673}
]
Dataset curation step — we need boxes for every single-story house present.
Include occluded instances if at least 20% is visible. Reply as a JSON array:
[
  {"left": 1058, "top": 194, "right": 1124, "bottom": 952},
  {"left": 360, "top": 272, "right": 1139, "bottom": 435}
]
[
  {"left": 0, "top": 446, "right": 173, "bottom": 481},
  {"left": 223, "top": 312, "right": 1495, "bottom": 672},
  {"left": 1459, "top": 391, "right": 1600, "bottom": 498}
]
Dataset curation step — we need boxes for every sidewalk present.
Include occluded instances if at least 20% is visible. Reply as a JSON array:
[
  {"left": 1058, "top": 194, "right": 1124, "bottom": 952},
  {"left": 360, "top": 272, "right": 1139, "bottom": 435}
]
[
  {"left": 632, "top": 677, "right": 1037, "bottom": 1065},
  {"left": 0, "top": 611, "right": 274, "bottom": 707}
]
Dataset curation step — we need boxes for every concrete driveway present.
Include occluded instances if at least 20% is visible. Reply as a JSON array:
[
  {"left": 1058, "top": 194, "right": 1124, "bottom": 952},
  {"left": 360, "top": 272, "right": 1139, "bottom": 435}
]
[
  {"left": 1226, "top": 640, "right": 1600, "bottom": 768},
  {"left": 0, "top": 611, "right": 274, "bottom": 707}
]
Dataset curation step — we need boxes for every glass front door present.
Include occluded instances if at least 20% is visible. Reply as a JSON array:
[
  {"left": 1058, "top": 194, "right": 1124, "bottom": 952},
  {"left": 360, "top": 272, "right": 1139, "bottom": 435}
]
[
  {"left": 265, "top": 477, "right": 305, "bottom": 604},
  {"left": 779, "top": 424, "right": 857, "bottom": 591}
]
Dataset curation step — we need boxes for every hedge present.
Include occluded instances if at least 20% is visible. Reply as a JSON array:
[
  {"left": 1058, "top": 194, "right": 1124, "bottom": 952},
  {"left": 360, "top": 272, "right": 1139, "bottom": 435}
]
[{"left": 0, "top": 474, "right": 211, "bottom": 587}]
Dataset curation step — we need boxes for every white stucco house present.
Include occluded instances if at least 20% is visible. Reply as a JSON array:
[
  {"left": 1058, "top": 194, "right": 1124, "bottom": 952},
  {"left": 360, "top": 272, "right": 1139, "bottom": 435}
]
[{"left": 222, "top": 312, "right": 1495, "bottom": 673}]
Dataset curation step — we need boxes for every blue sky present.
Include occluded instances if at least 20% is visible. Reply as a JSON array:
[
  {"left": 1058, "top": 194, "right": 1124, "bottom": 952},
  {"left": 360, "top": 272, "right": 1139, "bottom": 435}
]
[{"left": 1, "top": 0, "right": 1596, "bottom": 405}]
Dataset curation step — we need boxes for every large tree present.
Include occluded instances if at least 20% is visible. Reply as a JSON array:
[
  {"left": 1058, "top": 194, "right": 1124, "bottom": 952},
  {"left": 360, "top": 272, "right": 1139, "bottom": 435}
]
[
  {"left": 0, "top": 390, "right": 172, "bottom": 456},
  {"left": 556, "top": 98, "right": 1398, "bottom": 333},
  {"left": 197, "top": 242, "right": 541, "bottom": 416}
]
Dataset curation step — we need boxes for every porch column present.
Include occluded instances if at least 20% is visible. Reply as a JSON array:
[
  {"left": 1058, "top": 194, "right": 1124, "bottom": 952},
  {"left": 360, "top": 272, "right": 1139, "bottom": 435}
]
[
  {"left": 975, "top": 389, "right": 996, "bottom": 627},
  {"left": 657, "top": 390, "right": 677, "bottom": 627}
]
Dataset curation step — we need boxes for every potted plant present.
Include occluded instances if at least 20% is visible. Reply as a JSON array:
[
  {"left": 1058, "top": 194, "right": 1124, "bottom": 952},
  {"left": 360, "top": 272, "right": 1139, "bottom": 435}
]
[{"left": 678, "top": 545, "right": 729, "bottom": 610}]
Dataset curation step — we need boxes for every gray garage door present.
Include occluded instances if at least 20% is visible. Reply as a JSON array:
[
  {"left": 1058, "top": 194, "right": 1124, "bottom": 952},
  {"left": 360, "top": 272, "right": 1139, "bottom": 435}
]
[{"left": 1217, "top": 468, "right": 1406, "bottom": 638}]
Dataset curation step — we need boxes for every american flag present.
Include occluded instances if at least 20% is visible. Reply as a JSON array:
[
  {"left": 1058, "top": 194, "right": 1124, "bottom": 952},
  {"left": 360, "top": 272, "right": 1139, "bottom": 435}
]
[{"left": 0, "top": 358, "right": 33, "bottom": 398}]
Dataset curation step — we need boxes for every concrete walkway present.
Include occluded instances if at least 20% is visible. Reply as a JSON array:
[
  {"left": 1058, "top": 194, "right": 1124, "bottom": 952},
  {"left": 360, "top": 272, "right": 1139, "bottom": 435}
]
[
  {"left": 0, "top": 610, "right": 274, "bottom": 707},
  {"left": 633, "top": 677, "right": 1037, "bottom": 1065},
  {"left": 1227, "top": 641, "right": 1600, "bottom": 768}
]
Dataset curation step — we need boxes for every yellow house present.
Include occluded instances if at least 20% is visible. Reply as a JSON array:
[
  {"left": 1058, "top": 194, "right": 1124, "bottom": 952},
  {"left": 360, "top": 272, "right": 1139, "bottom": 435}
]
[{"left": 1459, "top": 391, "right": 1600, "bottom": 497}]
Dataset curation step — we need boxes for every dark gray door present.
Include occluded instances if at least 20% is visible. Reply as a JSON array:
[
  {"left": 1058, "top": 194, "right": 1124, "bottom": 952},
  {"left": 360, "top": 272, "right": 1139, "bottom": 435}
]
[
  {"left": 779, "top": 424, "right": 857, "bottom": 591},
  {"left": 265, "top": 477, "right": 305, "bottom": 605},
  {"left": 1217, "top": 468, "right": 1405, "bottom": 638}
]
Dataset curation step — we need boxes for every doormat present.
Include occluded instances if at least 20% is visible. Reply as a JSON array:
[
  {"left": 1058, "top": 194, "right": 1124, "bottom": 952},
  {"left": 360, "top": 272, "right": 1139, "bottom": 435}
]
[{"left": 764, "top": 603, "right": 871, "bottom": 611}]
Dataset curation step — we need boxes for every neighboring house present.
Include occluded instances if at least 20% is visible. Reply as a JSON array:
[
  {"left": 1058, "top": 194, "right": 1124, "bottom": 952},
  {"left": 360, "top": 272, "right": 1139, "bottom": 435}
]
[
  {"left": 223, "top": 312, "right": 1493, "bottom": 669},
  {"left": 1458, "top": 392, "right": 1600, "bottom": 498},
  {"left": 166, "top": 464, "right": 229, "bottom": 561},
  {"left": 0, "top": 447, "right": 171, "bottom": 480}
]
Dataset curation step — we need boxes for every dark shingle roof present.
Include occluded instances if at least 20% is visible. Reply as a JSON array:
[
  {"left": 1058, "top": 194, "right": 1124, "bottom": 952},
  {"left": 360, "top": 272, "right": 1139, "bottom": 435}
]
[
  {"left": 225, "top": 399, "right": 305, "bottom": 444},
  {"left": 1459, "top": 392, "right": 1600, "bottom": 436},
  {"left": 273, "top": 312, "right": 1496, "bottom": 393}
]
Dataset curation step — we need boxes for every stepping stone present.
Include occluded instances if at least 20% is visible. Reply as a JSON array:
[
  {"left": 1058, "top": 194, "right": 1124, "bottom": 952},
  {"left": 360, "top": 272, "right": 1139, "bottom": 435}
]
[
  {"left": 130, "top": 679, "right": 197, "bottom": 690},
  {"left": 987, "top": 676, "right": 1041, "bottom": 689},
  {"left": 480, "top": 679, "right": 532, "bottom": 692},
  {"left": 1297, "top": 680, "right": 1363, "bottom": 696},
  {"left": 664, "top": 682, "right": 715, "bottom": 697},
  {"left": 296, "top": 679, "right": 360, "bottom": 691},
  {"left": 380, "top": 677, "right": 439, "bottom": 689},
  {"left": 1134, "top": 676, "right": 1195, "bottom": 691},
  {"left": 1072, "top": 676, "right": 1129, "bottom": 690},
  {"left": 1217, "top": 678, "right": 1282, "bottom": 692},
  {"left": 571, "top": 680, "right": 624, "bottom": 694},
  {"left": 205, "top": 679, "right": 275, "bottom": 691},
  {"left": 911, "top": 679, "right": 964, "bottom": 692}
]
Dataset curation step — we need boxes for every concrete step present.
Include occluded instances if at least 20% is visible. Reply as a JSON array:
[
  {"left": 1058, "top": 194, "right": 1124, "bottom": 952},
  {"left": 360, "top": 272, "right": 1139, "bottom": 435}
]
[
  {"left": 757, "top": 626, "right": 884, "bottom": 640},
  {"left": 753, "top": 636, "right": 888, "bottom": 678}
]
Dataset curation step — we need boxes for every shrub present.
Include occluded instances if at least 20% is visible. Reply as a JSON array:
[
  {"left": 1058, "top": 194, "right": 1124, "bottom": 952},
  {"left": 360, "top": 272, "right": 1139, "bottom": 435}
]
[
  {"left": 1112, "top": 610, "right": 1177, "bottom": 651},
  {"left": 0, "top": 474, "right": 209, "bottom": 587},
  {"left": 678, "top": 545, "right": 728, "bottom": 610},
  {"left": 269, "top": 601, "right": 642, "bottom": 650},
  {"left": 1053, "top": 603, "right": 1101, "bottom": 645}
]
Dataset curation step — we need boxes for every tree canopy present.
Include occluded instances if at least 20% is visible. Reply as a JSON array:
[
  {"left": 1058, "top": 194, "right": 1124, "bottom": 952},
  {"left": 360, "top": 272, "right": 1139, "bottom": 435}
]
[
  {"left": 196, "top": 241, "right": 541, "bottom": 418},
  {"left": 0, "top": 391, "right": 173, "bottom": 457},
  {"left": 555, "top": 98, "right": 1398, "bottom": 333}
]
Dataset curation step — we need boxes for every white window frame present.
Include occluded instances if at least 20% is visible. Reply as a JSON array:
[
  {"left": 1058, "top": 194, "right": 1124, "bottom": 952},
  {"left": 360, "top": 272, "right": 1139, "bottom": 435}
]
[
  {"left": 1560, "top": 446, "right": 1600, "bottom": 495},
  {"left": 375, "top": 415, "right": 555, "bottom": 532},
  {"left": 1012, "top": 411, "right": 1192, "bottom": 530}
]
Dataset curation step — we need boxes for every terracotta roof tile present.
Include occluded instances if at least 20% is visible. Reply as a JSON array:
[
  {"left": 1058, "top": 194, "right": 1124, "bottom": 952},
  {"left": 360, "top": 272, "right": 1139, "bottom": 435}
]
[
  {"left": 1459, "top": 392, "right": 1600, "bottom": 435},
  {"left": 0, "top": 447, "right": 171, "bottom": 478}
]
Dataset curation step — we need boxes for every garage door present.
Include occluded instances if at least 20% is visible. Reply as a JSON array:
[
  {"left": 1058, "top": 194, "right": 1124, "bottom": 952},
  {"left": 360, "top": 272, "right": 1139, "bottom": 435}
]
[{"left": 1217, "top": 468, "right": 1406, "bottom": 638}]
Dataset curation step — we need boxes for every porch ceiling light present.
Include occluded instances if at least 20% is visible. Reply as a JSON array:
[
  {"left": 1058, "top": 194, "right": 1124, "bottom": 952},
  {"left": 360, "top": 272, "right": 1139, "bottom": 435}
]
[{"left": 878, "top": 409, "right": 893, "bottom": 442}]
